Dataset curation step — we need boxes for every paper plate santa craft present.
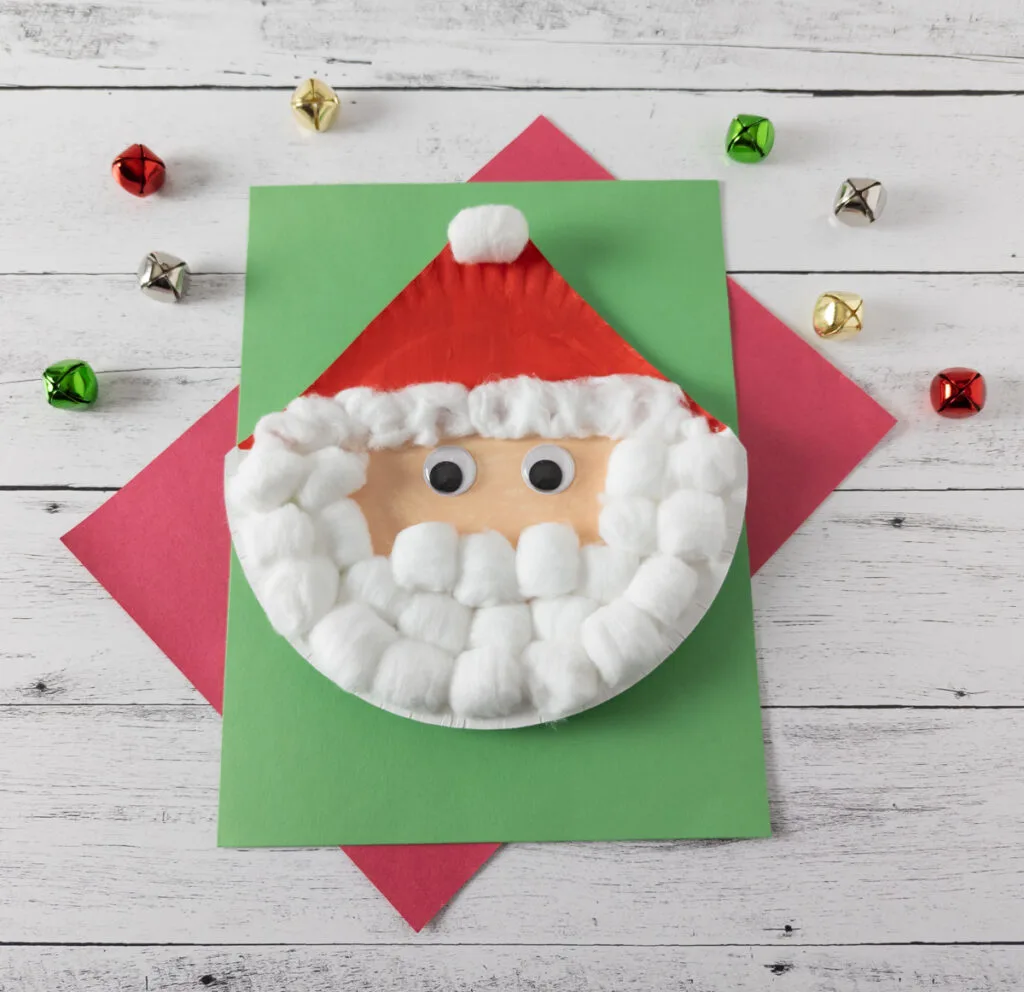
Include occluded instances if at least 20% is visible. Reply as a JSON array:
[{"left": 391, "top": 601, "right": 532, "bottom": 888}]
[{"left": 225, "top": 205, "right": 747, "bottom": 729}]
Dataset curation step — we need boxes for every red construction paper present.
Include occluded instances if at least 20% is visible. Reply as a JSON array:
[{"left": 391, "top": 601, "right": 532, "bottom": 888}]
[{"left": 61, "top": 115, "right": 895, "bottom": 930}]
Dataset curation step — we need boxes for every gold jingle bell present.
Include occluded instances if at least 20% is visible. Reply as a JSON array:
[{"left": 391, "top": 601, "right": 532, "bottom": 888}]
[
  {"left": 291, "top": 78, "right": 340, "bottom": 132},
  {"left": 813, "top": 292, "right": 863, "bottom": 339}
]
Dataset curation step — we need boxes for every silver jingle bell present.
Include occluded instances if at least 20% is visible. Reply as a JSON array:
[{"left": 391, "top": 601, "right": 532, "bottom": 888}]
[
  {"left": 833, "top": 178, "right": 886, "bottom": 227},
  {"left": 137, "top": 251, "right": 191, "bottom": 302}
]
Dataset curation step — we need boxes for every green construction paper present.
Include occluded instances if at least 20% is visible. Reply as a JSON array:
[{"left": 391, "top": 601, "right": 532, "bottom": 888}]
[{"left": 219, "top": 180, "right": 769, "bottom": 845}]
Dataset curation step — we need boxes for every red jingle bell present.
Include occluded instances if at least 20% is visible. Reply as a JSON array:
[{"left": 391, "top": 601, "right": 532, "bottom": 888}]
[
  {"left": 930, "top": 367, "right": 986, "bottom": 418},
  {"left": 112, "top": 143, "right": 166, "bottom": 197}
]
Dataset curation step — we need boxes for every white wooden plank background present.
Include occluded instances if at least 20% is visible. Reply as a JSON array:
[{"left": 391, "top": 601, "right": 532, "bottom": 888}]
[{"left": 1, "top": 1, "right": 1022, "bottom": 989}]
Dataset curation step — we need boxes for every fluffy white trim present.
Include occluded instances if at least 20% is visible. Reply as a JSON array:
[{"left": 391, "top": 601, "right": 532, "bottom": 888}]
[
  {"left": 373, "top": 639, "right": 454, "bottom": 713},
  {"left": 450, "top": 647, "right": 525, "bottom": 718},
  {"left": 341, "top": 556, "right": 410, "bottom": 624},
  {"left": 531, "top": 595, "right": 598, "bottom": 642},
  {"left": 317, "top": 498, "right": 374, "bottom": 569},
  {"left": 448, "top": 204, "right": 529, "bottom": 264},
  {"left": 259, "top": 556, "right": 338, "bottom": 638},
  {"left": 581, "top": 599, "right": 672, "bottom": 689},
  {"left": 391, "top": 522, "right": 460, "bottom": 593},
  {"left": 453, "top": 530, "right": 521, "bottom": 607},
  {"left": 657, "top": 490, "right": 727, "bottom": 560},
  {"left": 516, "top": 522, "right": 580, "bottom": 598},
  {"left": 575, "top": 544, "right": 639, "bottom": 604},
  {"left": 227, "top": 447, "right": 309, "bottom": 512},
  {"left": 397, "top": 593, "right": 472, "bottom": 654},
  {"left": 237, "top": 503, "right": 315, "bottom": 567},
  {"left": 523, "top": 641, "right": 603, "bottom": 721},
  {"left": 666, "top": 420, "right": 741, "bottom": 494},
  {"left": 296, "top": 447, "right": 367, "bottom": 512},
  {"left": 308, "top": 602, "right": 396, "bottom": 692},
  {"left": 598, "top": 497, "right": 657, "bottom": 555},
  {"left": 624, "top": 555, "right": 699, "bottom": 626},
  {"left": 468, "top": 603, "right": 534, "bottom": 654}
]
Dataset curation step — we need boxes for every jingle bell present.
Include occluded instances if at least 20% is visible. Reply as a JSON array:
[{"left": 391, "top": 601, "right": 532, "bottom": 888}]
[
  {"left": 813, "top": 292, "right": 863, "bottom": 339},
  {"left": 833, "top": 178, "right": 886, "bottom": 226},
  {"left": 725, "top": 115, "right": 775, "bottom": 163},
  {"left": 138, "top": 251, "right": 190, "bottom": 302},
  {"left": 112, "top": 143, "right": 166, "bottom": 197},
  {"left": 291, "top": 78, "right": 340, "bottom": 132},
  {"left": 930, "top": 368, "right": 986, "bottom": 418},
  {"left": 43, "top": 359, "right": 98, "bottom": 409}
]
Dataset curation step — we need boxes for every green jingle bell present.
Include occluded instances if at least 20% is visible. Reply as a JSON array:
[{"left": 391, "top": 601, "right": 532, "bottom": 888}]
[
  {"left": 726, "top": 115, "right": 775, "bottom": 163},
  {"left": 43, "top": 359, "right": 98, "bottom": 409}
]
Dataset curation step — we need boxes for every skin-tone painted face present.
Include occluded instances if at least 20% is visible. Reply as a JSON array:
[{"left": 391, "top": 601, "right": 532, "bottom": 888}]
[{"left": 351, "top": 435, "right": 615, "bottom": 555}]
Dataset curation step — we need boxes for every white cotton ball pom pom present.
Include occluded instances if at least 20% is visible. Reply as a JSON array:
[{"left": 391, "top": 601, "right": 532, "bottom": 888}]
[
  {"left": 598, "top": 497, "right": 657, "bottom": 555},
  {"left": 259, "top": 556, "right": 339, "bottom": 638},
  {"left": 523, "top": 641, "right": 603, "bottom": 721},
  {"left": 317, "top": 499, "right": 374, "bottom": 568},
  {"left": 667, "top": 426, "right": 742, "bottom": 495},
  {"left": 624, "top": 554, "right": 699, "bottom": 626},
  {"left": 468, "top": 603, "right": 534, "bottom": 654},
  {"left": 237, "top": 503, "right": 315, "bottom": 567},
  {"left": 448, "top": 204, "right": 529, "bottom": 264},
  {"left": 515, "top": 522, "right": 580, "bottom": 598},
  {"left": 450, "top": 647, "right": 525, "bottom": 719},
  {"left": 657, "top": 490, "right": 728, "bottom": 560},
  {"left": 531, "top": 595, "right": 598, "bottom": 642},
  {"left": 284, "top": 394, "right": 358, "bottom": 451},
  {"left": 373, "top": 639, "right": 454, "bottom": 713},
  {"left": 342, "top": 556, "right": 410, "bottom": 623},
  {"left": 391, "top": 521, "right": 460, "bottom": 592},
  {"left": 296, "top": 447, "right": 367, "bottom": 512},
  {"left": 227, "top": 446, "right": 309, "bottom": 512},
  {"left": 454, "top": 530, "right": 520, "bottom": 607},
  {"left": 604, "top": 438, "right": 667, "bottom": 499},
  {"left": 581, "top": 599, "right": 671, "bottom": 689},
  {"left": 402, "top": 382, "right": 473, "bottom": 447},
  {"left": 576, "top": 544, "right": 640, "bottom": 604},
  {"left": 308, "top": 602, "right": 397, "bottom": 693},
  {"left": 397, "top": 593, "right": 472, "bottom": 654}
]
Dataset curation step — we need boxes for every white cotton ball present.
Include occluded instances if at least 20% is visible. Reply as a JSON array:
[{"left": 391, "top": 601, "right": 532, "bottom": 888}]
[
  {"left": 402, "top": 382, "right": 473, "bottom": 446},
  {"left": 657, "top": 490, "right": 728, "bottom": 560},
  {"left": 373, "top": 639, "right": 454, "bottom": 713},
  {"left": 598, "top": 497, "right": 657, "bottom": 555},
  {"left": 282, "top": 393, "right": 358, "bottom": 451},
  {"left": 530, "top": 595, "right": 598, "bottom": 642},
  {"left": 468, "top": 603, "right": 534, "bottom": 654},
  {"left": 397, "top": 593, "right": 472, "bottom": 654},
  {"left": 666, "top": 425, "right": 742, "bottom": 495},
  {"left": 449, "top": 646, "right": 525, "bottom": 719},
  {"left": 259, "top": 556, "right": 339, "bottom": 639},
  {"left": 453, "top": 530, "right": 520, "bottom": 607},
  {"left": 342, "top": 556, "right": 410, "bottom": 623},
  {"left": 227, "top": 446, "right": 309, "bottom": 512},
  {"left": 296, "top": 447, "right": 368, "bottom": 512},
  {"left": 604, "top": 438, "right": 667, "bottom": 499},
  {"left": 624, "top": 554, "right": 700, "bottom": 626},
  {"left": 236, "top": 503, "right": 315, "bottom": 567},
  {"left": 515, "top": 522, "right": 580, "bottom": 598},
  {"left": 448, "top": 204, "right": 529, "bottom": 264},
  {"left": 468, "top": 377, "right": 556, "bottom": 439},
  {"left": 391, "top": 521, "right": 459, "bottom": 592},
  {"left": 316, "top": 498, "right": 374, "bottom": 568},
  {"left": 576, "top": 544, "right": 640, "bottom": 604},
  {"left": 308, "top": 602, "right": 397, "bottom": 693},
  {"left": 523, "top": 641, "right": 603, "bottom": 721},
  {"left": 581, "top": 599, "right": 672, "bottom": 689},
  {"left": 584, "top": 376, "right": 687, "bottom": 441},
  {"left": 339, "top": 388, "right": 411, "bottom": 449}
]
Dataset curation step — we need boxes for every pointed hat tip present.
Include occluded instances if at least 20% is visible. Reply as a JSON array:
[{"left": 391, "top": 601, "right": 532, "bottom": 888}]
[{"left": 448, "top": 204, "right": 529, "bottom": 264}]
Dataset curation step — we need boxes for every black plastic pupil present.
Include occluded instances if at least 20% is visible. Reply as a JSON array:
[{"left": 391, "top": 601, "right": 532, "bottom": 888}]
[
  {"left": 429, "top": 460, "right": 463, "bottom": 493},
  {"left": 528, "top": 459, "right": 563, "bottom": 492}
]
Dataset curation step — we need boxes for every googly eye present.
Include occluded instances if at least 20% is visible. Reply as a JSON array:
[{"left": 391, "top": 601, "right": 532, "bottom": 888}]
[
  {"left": 522, "top": 444, "right": 575, "bottom": 494},
  {"left": 423, "top": 446, "right": 477, "bottom": 496}
]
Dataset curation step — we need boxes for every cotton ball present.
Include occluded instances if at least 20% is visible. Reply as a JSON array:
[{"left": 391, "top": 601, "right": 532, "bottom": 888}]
[
  {"left": 666, "top": 426, "right": 742, "bottom": 495},
  {"left": 308, "top": 602, "right": 396, "bottom": 693},
  {"left": 403, "top": 382, "right": 472, "bottom": 446},
  {"left": 296, "top": 447, "right": 367, "bottom": 512},
  {"left": 448, "top": 204, "right": 529, "bottom": 264},
  {"left": 236, "top": 503, "right": 315, "bottom": 567},
  {"left": 657, "top": 490, "right": 728, "bottom": 560},
  {"left": 259, "top": 556, "right": 339, "bottom": 639},
  {"left": 604, "top": 438, "right": 667, "bottom": 499},
  {"left": 391, "top": 521, "right": 459, "bottom": 592},
  {"left": 317, "top": 498, "right": 374, "bottom": 568},
  {"left": 576, "top": 544, "right": 640, "bottom": 604},
  {"left": 581, "top": 599, "right": 671, "bottom": 689},
  {"left": 531, "top": 595, "right": 598, "bottom": 642},
  {"left": 449, "top": 647, "right": 525, "bottom": 719},
  {"left": 373, "top": 639, "right": 453, "bottom": 713},
  {"left": 624, "top": 554, "right": 699, "bottom": 626},
  {"left": 397, "top": 593, "right": 472, "bottom": 654},
  {"left": 342, "top": 389, "right": 412, "bottom": 449},
  {"left": 279, "top": 393, "right": 357, "bottom": 451},
  {"left": 598, "top": 497, "right": 657, "bottom": 555},
  {"left": 342, "top": 556, "right": 410, "bottom": 623},
  {"left": 227, "top": 446, "right": 309, "bottom": 512},
  {"left": 453, "top": 530, "right": 520, "bottom": 607},
  {"left": 523, "top": 641, "right": 603, "bottom": 721},
  {"left": 515, "top": 522, "right": 579, "bottom": 598},
  {"left": 468, "top": 603, "right": 534, "bottom": 654}
]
